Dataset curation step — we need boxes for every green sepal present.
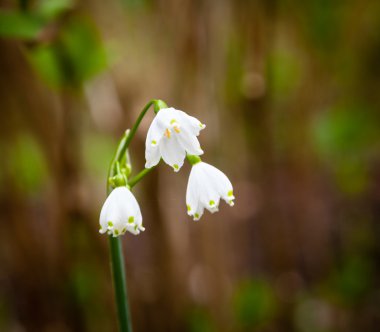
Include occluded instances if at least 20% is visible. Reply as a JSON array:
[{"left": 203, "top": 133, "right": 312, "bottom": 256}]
[
  {"left": 153, "top": 99, "right": 168, "bottom": 113},
  {"left": 187, "top": 154, "right": 202, "bottom": 166}
]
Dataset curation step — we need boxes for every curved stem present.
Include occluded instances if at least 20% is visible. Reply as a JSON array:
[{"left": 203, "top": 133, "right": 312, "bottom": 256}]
[
  {"left": 115, "top": 99, "right": 166, "bottom": 166},
  {"left": 105, "top": 99, "right": 167, "bottom": 331},
  {"left": 128, "top": 167, "right": 155, "bottom": 189}
]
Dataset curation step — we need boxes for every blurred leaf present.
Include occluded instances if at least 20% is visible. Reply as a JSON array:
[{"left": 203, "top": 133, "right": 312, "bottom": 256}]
[
  {"left": 60, "top": 17, "right": 107, "bottom": 85},
  {"left": 0, "top": 10, "right": 44, "bottom": 39},
  {"left": 27, "top": 16, "right": 107, "bottom": 88},
  {"left": 187, "top": 308, "right": 216, "bottom": 332},
  {"left": 83, "top": 133, "right": 116, "bottom": 177},
  {"left": 233, "top": 279, "right": 276, "bottom": 329},
  {"left": 269, "top": 49, "right": 301, "bottom": 99},
  {"left": 10, "top": 134, "right": 49, "bottom": 194},
  {"left": 36, "top": 0, "right": 74, "bottom": 20},
  {"left": 324, "top": 256, "right": 374, "bottom": 306},
  {"left": 312, "top": 103, "right": 380, "bottom": 194},
  {"left": 301, "top": 0, "right": 342, "bottom": 52},
  {"left": 313, "top": 106, "right": 378, "bottom": 157},
  {"left": 27, "top": 45, "right": 65, "bottom": 87}
]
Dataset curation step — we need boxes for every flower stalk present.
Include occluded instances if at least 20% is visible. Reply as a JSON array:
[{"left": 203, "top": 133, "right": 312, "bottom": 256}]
[
  {"left": 108, "top": 236, "right": 132, "bottom": 332},
  {"left": 101, "top": 99, "right": 234, "bottom": 331},
  {"left": 105, "top": 99, "right": 167, "bottom": 332}
]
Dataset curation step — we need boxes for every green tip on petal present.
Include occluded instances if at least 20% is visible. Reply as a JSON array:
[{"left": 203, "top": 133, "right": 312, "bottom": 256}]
[
  {"left": 209, "top": 200, "right": 215, "bottom": 206},
  {"left": 151, "top": 140, "right": 157, "bottom": 146},
  {"left": 122, "top": 228, "right": 126, "bottom": 233},
  {"left": 170, "top": 119, "right": 177, "bottom": 124},
  {"left": 128, "top": 216, "right": 135, "bottom": 224},
  {"left": 108, "top": 221, "right": 113, "bottom": 227},
  {"left": 194, "top": 213, "right": 199, "bottom": 219},
  {"left": 228, "top": 190, "right": 234, "bottom": 197},
  {"left": 173, "top": 164, "right": 179, "bottom": 170},
  {"left": 187, "top": 204, "right": 191, "bottom": 212},
  {"left": 114, "top": 230, "right": 119, "bottom": 235}
]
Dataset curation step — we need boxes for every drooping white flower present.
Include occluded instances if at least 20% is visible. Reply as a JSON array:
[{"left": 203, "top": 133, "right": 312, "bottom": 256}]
[
  {"left": 186, "top": 162, "right": 235, "bottom": 220},
  {"left": 99, "top": 186, "right": 144, "bottom": 236},
  {"left": 145, "top": 107, "right": 206, "bottom": 171}
]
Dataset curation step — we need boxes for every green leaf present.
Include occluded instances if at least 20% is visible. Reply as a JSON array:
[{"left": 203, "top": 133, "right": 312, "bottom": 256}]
[
  {"left": 36, "top": 0, "right": 74, "bottom": 20},
  {"left": 27, "top": 45, "right": 64, "bottom": 87},
  {"left": 60, "top": 17, "right": 108, "bottom": 84},
  {"left": 233, "top": 279, "right": 276, "bottom": 328},
  {"left": 0, "top": 10, "right": 44, "bottom": 39},
  {"left": 10, "top": 133, "right": 49, "bottom": 194}
]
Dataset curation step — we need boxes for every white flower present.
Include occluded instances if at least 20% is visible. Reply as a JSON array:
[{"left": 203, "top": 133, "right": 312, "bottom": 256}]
[
  {"left": 186, "top": 162, "right": 235, "bottom": 220},
  {"left": 145, "top": 107, "right": 206, "bottom": 171},
  {"left": 99, "top": 186, "right": 144, "bottom": 236}
]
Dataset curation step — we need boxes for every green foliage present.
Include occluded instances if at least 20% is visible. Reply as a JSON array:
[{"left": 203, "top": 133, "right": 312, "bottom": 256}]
[
  {"left": 269, "top": 49, "right": 301, "bottom": 100},
  {"left": 323, "top": 256, "right": 374, "bottom": 306},
  {"left": 60, "top": 17, "right": 107, "bottom": 85},
  {"left": 233, "top": 279, "right": 276, "bottom": 330},
  {"left": 27, "top": 45, "right": 64, "bottom": 87},
  {"left": 83, "top": 133, "right": 116, "bottom": 177},
  {"left": 28, "top": 17, "right": 108, "bottom": 88},
  {"left": 301, "top": 0, "right": 343, "bottom": 52},
  {"left": 187, "top": 308, "right": 215, "bottom": 332},
  {"left": 0, "top": 0, "right": 73, "bottom": 40},
  {"left": 312, "top": 103, "right": 380, "bottom": 194},
  {"left": 36, "top": 0, "right": 74, "bottom": 20},
  {"left": 0, "top": 10, "right": 44, "bottom": 39},
  {"left": 9, "top": 133, "right": 49, "bottom": 194}
]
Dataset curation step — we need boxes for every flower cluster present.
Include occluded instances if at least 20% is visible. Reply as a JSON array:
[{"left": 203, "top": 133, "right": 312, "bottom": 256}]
[{"left": 100, "top": 103, "right": 234, "bottom": 236}]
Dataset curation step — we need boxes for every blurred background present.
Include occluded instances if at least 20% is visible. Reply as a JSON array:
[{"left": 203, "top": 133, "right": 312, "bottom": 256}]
[{"left": 1, "top": 0, "right": 380, "bottom": 331}]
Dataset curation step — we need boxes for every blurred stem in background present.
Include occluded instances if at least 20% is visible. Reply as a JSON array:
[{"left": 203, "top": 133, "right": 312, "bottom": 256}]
[{"left": 105, "top": 100, "right": 166, "bottom": 332}]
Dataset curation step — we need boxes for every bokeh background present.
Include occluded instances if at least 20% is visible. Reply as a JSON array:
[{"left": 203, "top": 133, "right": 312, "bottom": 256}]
[{"left": 1, "top": 0, "right": 380, "bottom": 331}]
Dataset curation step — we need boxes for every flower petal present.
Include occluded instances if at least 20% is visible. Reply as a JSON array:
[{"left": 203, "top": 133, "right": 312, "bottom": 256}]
[
  {"left": 145, "top": 144, "right": 161, "bottom": 168},
  {"left": 98, "top": 187, "right": 144, "bottom": 236},
  {"left": 177, "top": 110, "right": 206, "bottom": 136},
  {"left": 185, "top": 162, "right": 234, "bottom": 220},
  {"left": 159, "top": 136, "right": 186, "bottom": 171},
  {"left": 177, "top": 129, "right": 204, "bottom": 155}
]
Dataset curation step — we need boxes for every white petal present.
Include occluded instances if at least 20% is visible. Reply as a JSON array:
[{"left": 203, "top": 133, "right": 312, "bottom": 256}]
[
  {"left": 177, "top": 129, "right": 204, "bottom": 155},
  {"left": 159, "top": 136, "right": 186, "bottom": 171},
  {"left": 201, "top": 163, "right": 234, "bottom": 204},
  {"left": 99, "top": 194, "right": 111, "bottom": 232},
  {"left": 145, "top": 144, "right": 161, "bottom": 168},
  {"left": 185, "top": 162, "right": 234, "bottom": 220},
  {"left": 98, "top": 187, "right": 144, "bottom": 236},
  {"left": 146, "top": 108, "right": 173, "bottom": 145},
  {"left": 177, "top": 110, "right": 206, "bottom": 136},
  {"left": 186, "top": 167, "right": 200, "bottom": 216}
]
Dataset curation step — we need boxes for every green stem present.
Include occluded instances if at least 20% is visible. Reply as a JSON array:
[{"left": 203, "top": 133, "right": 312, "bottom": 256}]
[
  {"left": 115, "top": 99, "right": 167, "bottom": 165},
  {"left": 105, "top": 99, "right": 167, "bottom": 331},
  {"left": 128, "top": 167, "right": 155, "bottom": 188},
  {"left": 107, "top": 176, "right": 132, "bottom": 332},
  {"left": 106, "top": 137, "right": 133, "bottom": 332},
  {"left": 108, "top": 236, "right": 132, "bottom": 332}
]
